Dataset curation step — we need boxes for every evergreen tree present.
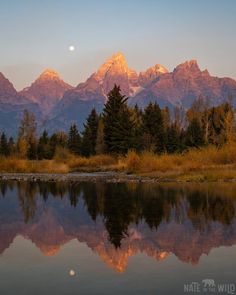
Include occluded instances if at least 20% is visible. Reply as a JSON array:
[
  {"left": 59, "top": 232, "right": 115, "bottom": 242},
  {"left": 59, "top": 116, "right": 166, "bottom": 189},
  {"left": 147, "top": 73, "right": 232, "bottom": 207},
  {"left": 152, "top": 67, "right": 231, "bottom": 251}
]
[
  {"left": 0, "top": 132, "right": 9, "bottom": 156},
  {"left": 166, "top": 124, "right": 180, "bottom": 153},
  {"left": 8, "top": 137, "right": 15, "bottom": 156},
  {"left": 161, "top": 106, "right": 171, "bottom": 151},
  {"left": 132, "top": 104, "right": 143, "bottom": 151},
  {"left": 37, "top": 130, "right": 51, "bottom": 159},
  {"left": 142, "top": 102, "right": 165, "bottom": 153},
  {"left": 68, "top": 124, "right": 81, "bottom": 155},
  {"left": 82, "top": 108, "right": 99, "bottom": 156},
  {"left": 103, "top": 85, "right": 135, "bottom": 154},
  {"left": 133, "top": 104, "right": 143, "bottom": 126},
  {"left": 95, "top": 119, "right": 106, "bottom": 154},
  {"left": 179, "top": 128, "right": 187, "bottom": 152},
  {"left": 161, "top": 107, "right": 171, "bottom": 130},
  {"left": 185, "top": 118, "right": 205, "bottom": 148},
  {"left": 27, "top": 137, "right": 37, "bottom": 160},
  {"left": 49, "top": 132, "right": 68, "bottom": 158}
]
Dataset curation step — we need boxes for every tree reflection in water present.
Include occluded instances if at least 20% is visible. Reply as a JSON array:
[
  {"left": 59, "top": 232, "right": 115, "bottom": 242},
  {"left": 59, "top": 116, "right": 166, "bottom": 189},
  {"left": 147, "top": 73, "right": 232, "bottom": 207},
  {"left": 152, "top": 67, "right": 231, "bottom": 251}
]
[{"left": 0, "top": 180, "right": 236, "bottom": 270}]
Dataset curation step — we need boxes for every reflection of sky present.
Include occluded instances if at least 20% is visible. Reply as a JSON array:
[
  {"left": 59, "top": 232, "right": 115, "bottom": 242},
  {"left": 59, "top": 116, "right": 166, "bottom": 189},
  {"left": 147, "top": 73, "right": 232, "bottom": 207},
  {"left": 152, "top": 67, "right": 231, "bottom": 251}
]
[
  {"left": 1, "top": 0, "right": 236, "bottom": 90},
  {"left": 1, "top": 236, "right": 236, "bottom": 295}
]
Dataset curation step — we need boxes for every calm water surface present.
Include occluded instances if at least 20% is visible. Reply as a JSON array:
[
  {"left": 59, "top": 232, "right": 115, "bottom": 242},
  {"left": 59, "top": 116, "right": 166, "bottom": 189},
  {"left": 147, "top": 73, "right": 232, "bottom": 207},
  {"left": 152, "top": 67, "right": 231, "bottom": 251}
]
[{"left": 0, "top": 181, "right": 236, "bottom": 295}]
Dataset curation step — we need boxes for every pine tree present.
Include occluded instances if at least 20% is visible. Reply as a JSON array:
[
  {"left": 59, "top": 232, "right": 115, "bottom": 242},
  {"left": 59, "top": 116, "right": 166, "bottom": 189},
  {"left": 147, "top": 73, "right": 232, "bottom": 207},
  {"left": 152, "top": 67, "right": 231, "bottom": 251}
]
[
  {"left": 103, "top": 85, "right": 135, "bottom": 154},
  {"left": 162, "top": 107, "right": 171, "bottom": 130},
  {"left": 0, "top": 132, "right": 9, "bottom": 156},
  {"left": 82, "top": 108, "right": 99, "bottom": 156},
  {"left": 166, "top": 124, "right": 180, "bottom": 153},
  {"left": 68, "top": 124, "right": 81, "bottom": 155},
  {"left": 95, "top": 119, "right": 105, "bottom": 154},
  {"left": 179, "top": 128, "right": 187, "bottom": 152},
  {"left": 49, "top": 132, "right": 68, "bottom": 158},
  {"left": 27, "top": 137, "right": 37, "bottom": 160},
  {"left": 161, "top": 106, "right": 171, "bottom": 151},
  {"left": 185, "top": 118, "right": 205, "bottom": 148},
  {"left": 37, "top": 130, "right": 51, "bottom": 159},
  {"left": 132, "top": 104, "right": 143, "bottom": 151},
  {"left": 8, "top": 137, "right": 15, "bottom": 156},
  {"left": 142, "top": 102, "right": 165, "bottom": 153},
  {"left": 133, "top": 104, "right": 143, "bottom": 126}
]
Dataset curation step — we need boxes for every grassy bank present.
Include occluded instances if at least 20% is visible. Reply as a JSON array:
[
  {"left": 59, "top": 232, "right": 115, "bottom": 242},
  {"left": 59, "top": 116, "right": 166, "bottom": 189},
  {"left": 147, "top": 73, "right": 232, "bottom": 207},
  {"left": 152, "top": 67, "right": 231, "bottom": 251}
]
[{"left": 1, "top": 143, "right": 236, "bottom": 181}]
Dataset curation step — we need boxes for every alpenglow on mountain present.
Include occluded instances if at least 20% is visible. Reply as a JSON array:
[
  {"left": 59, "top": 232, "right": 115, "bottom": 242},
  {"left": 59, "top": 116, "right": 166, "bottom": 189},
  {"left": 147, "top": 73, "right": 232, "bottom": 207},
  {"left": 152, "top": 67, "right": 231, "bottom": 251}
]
[
  {"left": 0, "top": 52, "right": 235, "bottom": 135},
  {"left": 20, "top": 69, "right": 73, "bottom": 114}
]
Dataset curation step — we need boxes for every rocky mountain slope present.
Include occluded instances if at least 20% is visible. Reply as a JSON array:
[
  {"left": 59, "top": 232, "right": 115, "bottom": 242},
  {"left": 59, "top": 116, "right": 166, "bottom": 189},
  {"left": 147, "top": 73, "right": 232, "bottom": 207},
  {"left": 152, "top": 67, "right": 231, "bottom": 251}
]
[
  {"left": 131, "top": 60, "right": 236, "bottom": 108},
  {"left": 0, "top": 52, "right": 236, "bottom": 134},
  {"left": 46, "top": 54, "right": 236, "bottom": 132},
  {"left": 46, "top": 53, "right": 170, "bottom": 132},
  {"left": 0, "top": 72, "right": 42, "bottom": 136},
  {"left": 20, "top": 69, "right": 73, "bottom": 114}
]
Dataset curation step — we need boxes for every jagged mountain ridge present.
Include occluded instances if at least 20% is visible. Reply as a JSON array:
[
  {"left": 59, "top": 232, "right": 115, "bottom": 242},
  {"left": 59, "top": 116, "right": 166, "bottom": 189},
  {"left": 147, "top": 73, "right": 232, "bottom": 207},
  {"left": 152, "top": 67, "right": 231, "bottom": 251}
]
[
  {"left": 0, "top": 52, "right": 236, "bottom": 134},
  {"left": 45, "top": 52, "right": 169, "bottom": 132},
  {"left": 0, "top": 72, "right": 42, "bottom": 136},
  {"left": 20, "top": 69, "right": 73, "bottom": 114},
  {"left": 48, "top": 53, "right": 236, "bottom": 132},
  {"left": 131, "top": 59, "right": 236, "bottom": 108},
  {"left": 0, "top": 72, "right": 30, "bottom": 105}
]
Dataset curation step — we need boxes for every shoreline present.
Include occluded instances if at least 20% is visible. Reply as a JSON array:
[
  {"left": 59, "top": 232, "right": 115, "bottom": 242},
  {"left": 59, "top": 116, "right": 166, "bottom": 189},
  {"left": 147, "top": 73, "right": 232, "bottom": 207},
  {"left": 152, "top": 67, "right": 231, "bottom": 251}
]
[
  {"left": 0, "top": 172, "right": 149, "bottom": 183},
  {"left": 1, "top": 172, "right": 236, "bottom": 183}
]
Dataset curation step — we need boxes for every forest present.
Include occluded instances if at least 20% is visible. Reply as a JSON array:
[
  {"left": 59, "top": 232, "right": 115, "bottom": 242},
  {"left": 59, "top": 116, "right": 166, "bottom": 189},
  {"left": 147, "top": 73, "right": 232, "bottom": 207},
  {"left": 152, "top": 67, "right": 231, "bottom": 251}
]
[{"left": 0, "top": 85, "right": 235, "bottom": 179}]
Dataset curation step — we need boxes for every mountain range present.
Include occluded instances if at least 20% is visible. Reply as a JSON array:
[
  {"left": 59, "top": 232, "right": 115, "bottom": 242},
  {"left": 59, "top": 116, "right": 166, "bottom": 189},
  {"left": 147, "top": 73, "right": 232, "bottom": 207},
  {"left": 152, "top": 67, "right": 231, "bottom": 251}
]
[{"left": 0, "top": 52, "right": 236, "bottom": 136}]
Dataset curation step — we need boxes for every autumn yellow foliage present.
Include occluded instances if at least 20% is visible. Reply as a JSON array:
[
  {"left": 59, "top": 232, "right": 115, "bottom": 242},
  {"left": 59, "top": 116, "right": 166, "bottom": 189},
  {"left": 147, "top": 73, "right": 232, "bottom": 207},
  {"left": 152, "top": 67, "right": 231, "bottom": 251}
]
[
  {"left": 1, "top": 143, "right": 236, "bottom": 181},
  {"left": 0, "top": 157, "right": 68, "bottom": 173}
]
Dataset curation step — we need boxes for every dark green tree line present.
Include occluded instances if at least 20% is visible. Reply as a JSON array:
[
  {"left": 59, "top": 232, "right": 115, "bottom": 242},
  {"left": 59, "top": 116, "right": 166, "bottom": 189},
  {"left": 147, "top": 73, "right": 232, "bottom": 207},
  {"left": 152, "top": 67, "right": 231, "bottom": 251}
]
[{"left": 0, "top": 88, "right": 235, "bottom": 159}]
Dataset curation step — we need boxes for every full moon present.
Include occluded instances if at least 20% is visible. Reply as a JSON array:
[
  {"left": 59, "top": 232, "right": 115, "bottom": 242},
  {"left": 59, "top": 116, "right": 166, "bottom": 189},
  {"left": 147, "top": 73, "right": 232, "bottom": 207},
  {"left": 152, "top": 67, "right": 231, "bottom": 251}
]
[
  {"left": 69, "top": 45, "right": 75, "bottom": 52},
  {"left": 69, "top": 269, "right": 76, "bottom": 276}
]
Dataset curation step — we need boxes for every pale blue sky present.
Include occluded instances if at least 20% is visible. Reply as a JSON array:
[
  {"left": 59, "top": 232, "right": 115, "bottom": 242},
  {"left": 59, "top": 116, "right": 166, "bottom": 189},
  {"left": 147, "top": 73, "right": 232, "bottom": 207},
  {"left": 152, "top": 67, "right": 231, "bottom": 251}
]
[{"left": 1, "top": 0, "right": 236, "bottom": 90}]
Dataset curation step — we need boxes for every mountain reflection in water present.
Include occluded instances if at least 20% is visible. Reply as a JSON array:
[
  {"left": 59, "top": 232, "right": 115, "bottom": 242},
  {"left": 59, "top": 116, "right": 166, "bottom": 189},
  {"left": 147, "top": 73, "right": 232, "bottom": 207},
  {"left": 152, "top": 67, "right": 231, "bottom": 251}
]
[{"left": 0, "top": 181, "right": 236, "bottom": 273}]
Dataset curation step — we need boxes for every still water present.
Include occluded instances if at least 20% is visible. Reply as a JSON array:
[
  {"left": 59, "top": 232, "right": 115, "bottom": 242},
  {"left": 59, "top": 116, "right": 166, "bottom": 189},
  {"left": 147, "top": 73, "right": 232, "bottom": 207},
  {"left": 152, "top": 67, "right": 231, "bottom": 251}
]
[{"left": 0, "top": 181, "right": 236, "bottom": 295}]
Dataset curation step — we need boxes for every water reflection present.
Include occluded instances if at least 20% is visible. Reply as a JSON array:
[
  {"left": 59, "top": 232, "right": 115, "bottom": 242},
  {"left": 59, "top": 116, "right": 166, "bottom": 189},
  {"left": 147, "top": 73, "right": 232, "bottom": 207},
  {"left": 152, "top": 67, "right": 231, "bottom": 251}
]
[{"left": 0, "top": 181, "right": 236, "bottom": 272}]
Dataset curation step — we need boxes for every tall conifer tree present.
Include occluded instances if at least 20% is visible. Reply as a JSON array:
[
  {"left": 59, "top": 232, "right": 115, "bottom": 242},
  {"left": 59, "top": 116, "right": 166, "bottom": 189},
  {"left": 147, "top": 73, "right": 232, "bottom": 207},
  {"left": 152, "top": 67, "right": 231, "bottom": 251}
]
[
  {"left": 166, "top": 124, "right": 180, "bottom": 153},
  {"left": 68, "top": 124, "right": 81, "bottom": 155},
  {"left": 142, "top": 102, "right": 165, "bottom": 153},
  {"left": 95, "top": 119, "right": 106, "bottom": 154},
  {"left": 82, "top": 108, "right": 99, "bottom": 156},
  {"left": 0, "top": 133, "right": 9, "bottom": 156},
  {"left": 103, "top": 85, "right": 135, "bottom": 154},
  {"left": 185, "top": 118, "right": 205, "bottom": 148},
  {"left": 37, "top": 130, "right": 51, "bottom": 159}
]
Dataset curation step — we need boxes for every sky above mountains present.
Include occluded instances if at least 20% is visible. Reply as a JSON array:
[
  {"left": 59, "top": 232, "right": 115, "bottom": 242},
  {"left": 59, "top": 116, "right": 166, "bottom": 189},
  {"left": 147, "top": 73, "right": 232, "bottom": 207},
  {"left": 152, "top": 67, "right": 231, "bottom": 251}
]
[{"left": 1, "top": 0, "right": 236, "bottom": 90}]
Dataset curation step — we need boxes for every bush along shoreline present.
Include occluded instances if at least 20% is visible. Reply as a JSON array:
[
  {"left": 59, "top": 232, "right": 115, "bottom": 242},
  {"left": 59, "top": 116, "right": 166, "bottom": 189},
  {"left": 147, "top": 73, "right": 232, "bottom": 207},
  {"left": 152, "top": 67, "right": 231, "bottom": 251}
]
[{"left": 1, "top": 144, "right": 236, "bottom": 182}]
